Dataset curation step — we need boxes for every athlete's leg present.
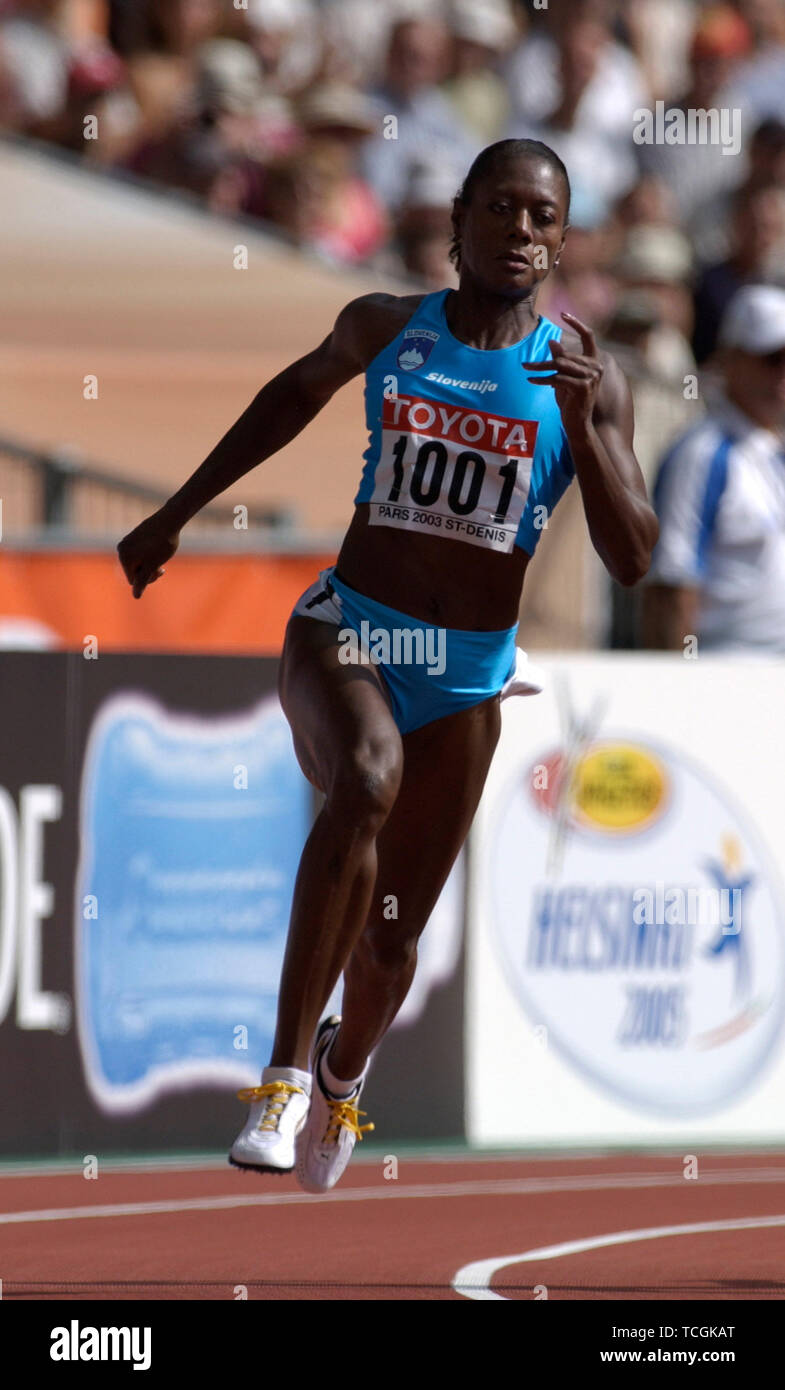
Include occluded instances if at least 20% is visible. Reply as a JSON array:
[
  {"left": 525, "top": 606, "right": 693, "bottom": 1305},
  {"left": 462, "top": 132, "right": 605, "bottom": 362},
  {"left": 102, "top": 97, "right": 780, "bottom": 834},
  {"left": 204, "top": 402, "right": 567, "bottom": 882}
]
[
  {"left": 327, "top": 694, "right": 502, "bottom": 1081},
  {"left": 269, "top": 614, "right": 403, "bottom": 1071}
]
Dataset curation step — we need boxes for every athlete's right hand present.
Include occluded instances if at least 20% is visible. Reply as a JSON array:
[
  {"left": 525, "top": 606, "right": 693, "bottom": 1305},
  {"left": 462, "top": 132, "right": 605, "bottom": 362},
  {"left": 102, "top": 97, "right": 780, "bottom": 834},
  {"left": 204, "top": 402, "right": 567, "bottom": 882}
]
[{"left": 117, "top": 509, "right": 181, "bottom": 599}]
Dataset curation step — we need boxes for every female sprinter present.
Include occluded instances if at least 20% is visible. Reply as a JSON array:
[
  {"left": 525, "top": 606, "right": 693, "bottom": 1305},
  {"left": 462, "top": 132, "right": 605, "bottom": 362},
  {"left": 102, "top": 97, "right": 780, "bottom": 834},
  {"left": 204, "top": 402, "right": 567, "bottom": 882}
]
[{"left": 117, "top": 139, "right": 658, "bottom": 1193}]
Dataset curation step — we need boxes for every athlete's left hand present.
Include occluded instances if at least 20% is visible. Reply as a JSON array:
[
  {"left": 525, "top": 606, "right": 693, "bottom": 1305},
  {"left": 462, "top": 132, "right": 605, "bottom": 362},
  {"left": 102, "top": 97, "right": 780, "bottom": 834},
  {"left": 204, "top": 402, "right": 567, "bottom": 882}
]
[{"left": 521, "top": 312, "right": 604, "bottom": 431}]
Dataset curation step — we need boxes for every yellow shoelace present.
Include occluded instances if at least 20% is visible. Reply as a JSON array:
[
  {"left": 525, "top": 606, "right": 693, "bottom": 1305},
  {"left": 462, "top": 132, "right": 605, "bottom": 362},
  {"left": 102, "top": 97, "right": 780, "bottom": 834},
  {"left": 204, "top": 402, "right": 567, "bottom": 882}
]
[
  {"left": 322, "top": 1096, "right": 374, "bottom": 1146},
  {"left": 236, "top": 1081, "right": 305, "bottom": 1133}
]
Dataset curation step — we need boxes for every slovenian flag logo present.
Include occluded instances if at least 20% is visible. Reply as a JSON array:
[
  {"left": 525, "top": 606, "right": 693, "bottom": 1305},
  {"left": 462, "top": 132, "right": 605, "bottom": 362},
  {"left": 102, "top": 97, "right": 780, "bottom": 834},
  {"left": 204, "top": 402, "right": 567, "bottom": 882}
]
[{"left": 397, "top": 328, "right": 439, "bottom": 371}]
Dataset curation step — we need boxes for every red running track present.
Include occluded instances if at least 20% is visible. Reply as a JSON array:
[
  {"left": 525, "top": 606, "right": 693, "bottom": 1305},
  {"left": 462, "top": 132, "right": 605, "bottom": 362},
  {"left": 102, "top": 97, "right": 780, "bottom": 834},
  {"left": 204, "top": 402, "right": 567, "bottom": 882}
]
[{"left": 1, "top": 1152, "right": 784, "bottom": 1301}]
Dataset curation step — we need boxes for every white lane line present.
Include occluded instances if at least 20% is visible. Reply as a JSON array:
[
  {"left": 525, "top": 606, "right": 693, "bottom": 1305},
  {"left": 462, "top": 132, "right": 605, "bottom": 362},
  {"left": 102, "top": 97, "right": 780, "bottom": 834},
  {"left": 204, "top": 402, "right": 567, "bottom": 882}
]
[
  {"left": 2, "top": 1168, "right": 785, "bottom": 1227},
  {"left": 453, "top": 1214, "right": 785, "bottom": 1301}
]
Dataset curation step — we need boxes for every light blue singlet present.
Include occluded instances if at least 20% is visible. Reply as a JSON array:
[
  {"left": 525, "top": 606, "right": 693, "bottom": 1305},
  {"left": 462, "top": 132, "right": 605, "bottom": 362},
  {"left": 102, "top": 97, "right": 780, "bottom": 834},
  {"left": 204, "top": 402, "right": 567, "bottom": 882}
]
[{"left": 354, "top": 286, "right": 575, "bottom": 556}]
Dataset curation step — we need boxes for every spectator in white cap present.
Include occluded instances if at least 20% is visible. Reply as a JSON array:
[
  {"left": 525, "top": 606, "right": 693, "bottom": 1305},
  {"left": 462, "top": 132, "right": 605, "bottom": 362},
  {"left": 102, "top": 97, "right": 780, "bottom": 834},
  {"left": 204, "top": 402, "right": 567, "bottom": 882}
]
[
  {"left": 641, "top": 284, "right": 785, "bottom": 653},
  {"left": 614, "top": 224, "right": 696, "bottom": 382},
  {"left": 389, "top": 159, "right": 460, "bottom": 287},
  {"left": 244, "top": 0, "right": 321, "bottom": 95},
  {"left": 442, "top": 0, "right": 517, "bottom": 143},
  {"left": 294, "top": 82, "right": 388, "bottom": 263}
]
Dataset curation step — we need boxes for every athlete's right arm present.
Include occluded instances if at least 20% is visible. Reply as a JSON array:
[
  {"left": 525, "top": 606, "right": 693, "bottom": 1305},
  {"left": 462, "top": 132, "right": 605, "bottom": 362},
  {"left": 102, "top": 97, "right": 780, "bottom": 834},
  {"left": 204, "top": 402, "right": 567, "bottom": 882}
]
[{"left": 117, "top": 295, "right": 384, "bottom": 598}]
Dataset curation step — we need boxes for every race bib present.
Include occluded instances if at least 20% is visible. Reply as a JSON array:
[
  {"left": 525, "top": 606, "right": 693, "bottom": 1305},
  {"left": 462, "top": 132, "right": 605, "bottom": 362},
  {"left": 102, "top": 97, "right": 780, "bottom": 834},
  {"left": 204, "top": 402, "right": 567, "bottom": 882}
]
[{"left": 367, "top": 393, "right": 538, "bottom": 553}]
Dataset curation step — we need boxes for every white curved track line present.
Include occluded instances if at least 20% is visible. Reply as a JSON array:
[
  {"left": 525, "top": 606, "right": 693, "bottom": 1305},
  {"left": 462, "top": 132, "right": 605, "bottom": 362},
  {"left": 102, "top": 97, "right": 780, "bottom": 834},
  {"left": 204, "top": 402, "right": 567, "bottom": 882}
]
[
  {"left": 2, "top": 1168, "right": 785, "bottom": 1228},
  {"left": 453, "top": 1214, "right": 785, "bottom": 1301}
]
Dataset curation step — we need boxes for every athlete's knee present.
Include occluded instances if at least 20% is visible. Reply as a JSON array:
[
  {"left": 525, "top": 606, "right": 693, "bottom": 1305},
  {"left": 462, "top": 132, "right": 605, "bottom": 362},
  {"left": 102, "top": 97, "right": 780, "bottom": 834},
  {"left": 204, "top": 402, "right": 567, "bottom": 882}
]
[
  {"left": 326, "top": 740, "right": 402, "bottom": 834},
  {"left": 356, "top": 924, "right": 418, "bottom": 979}
]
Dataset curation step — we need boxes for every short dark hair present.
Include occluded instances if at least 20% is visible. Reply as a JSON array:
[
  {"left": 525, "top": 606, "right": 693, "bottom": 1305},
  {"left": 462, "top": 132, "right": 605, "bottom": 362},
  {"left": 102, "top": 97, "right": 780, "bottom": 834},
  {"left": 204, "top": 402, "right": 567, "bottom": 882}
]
[{"left": 448, "top": 139, "right": 571, "bottom": 271}]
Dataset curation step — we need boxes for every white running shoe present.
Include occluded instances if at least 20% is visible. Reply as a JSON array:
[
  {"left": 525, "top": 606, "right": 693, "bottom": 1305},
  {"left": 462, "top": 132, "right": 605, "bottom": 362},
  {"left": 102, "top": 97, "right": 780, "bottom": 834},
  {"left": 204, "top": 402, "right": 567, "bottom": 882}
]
[
  {"left": 229, "top": 1066, "right": 311, "bottom": 1174},
  {"left": 295, "top": 1016, "right": 374, "bottom": 1194}
]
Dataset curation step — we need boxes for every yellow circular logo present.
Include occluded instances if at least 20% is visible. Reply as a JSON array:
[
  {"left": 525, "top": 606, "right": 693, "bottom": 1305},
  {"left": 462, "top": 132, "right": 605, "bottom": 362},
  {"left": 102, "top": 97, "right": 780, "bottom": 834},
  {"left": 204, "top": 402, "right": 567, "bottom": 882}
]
[{"left": 571, "top": 743, "right": 668, "bottom": 833}]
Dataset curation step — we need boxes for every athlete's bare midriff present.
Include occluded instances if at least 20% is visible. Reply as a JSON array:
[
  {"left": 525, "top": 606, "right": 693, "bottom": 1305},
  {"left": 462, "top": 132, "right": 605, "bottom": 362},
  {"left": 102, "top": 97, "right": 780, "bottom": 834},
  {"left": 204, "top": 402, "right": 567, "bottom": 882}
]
[{"left": 335, "top": 504, "right": 531, "bottom": 630}]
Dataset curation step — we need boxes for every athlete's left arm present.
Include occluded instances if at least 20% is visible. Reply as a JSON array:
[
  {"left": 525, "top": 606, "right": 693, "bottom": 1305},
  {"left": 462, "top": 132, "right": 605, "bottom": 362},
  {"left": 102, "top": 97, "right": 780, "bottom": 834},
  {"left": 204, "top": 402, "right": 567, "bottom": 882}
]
[{"left": 524, "top": 313, "right": 659, "bottom": 586}]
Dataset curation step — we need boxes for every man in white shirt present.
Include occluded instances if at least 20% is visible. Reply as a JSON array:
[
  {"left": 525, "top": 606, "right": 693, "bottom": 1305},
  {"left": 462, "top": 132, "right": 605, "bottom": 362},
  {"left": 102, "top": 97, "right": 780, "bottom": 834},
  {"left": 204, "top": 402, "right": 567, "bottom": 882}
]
[{"left": 641, "top": 284, "right": 785, "bottom": 651}]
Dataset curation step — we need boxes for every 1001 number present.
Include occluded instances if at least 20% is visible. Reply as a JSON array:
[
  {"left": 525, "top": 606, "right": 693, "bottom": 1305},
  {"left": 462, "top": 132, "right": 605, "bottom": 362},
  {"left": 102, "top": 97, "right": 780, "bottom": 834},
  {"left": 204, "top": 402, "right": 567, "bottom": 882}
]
[{"left": 387, "top": 435, "right": 518, "bottom": 522}]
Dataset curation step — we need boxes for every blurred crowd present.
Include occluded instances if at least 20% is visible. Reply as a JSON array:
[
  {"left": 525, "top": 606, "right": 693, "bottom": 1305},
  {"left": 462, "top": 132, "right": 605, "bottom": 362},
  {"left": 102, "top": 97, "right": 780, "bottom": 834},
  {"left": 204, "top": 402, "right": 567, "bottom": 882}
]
[
  {"left": 3, "top": 1, "right": 785, "bottom": 361},
  {"left": 3, "top": 0, "right": 785, "bottom": 651}
]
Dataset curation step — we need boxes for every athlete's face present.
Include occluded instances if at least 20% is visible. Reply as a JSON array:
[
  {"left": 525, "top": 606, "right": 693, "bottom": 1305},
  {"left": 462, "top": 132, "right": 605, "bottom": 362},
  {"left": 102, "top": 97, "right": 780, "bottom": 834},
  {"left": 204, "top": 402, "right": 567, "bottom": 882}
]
[{"left": 454, "top": 158, "right": 569, "bottom": 296}]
